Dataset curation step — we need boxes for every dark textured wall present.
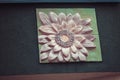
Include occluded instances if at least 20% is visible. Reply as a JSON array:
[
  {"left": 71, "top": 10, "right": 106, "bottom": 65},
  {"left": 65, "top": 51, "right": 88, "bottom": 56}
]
[
  {"left": 0, "top": 3, "right": 120, "bottom": 75},
  {"left": 0, "top": 0, "right": 120, "bottom": 3}
]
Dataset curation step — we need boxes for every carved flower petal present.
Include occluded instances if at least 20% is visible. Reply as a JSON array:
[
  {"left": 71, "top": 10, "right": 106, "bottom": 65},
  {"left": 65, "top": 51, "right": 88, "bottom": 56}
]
[
  {"left": 80, "top": 47, "right": 88, "bottom": 56},
  {"left": 67, "top": 20, "right": 76, "bottom": 31},
  {"left": 58, "top": 51, "right": 64, "bottom": 62},
  {"left": 39, "top": 25, "right": 56, "bottom": 34},
  {"left": 49, "top": 12, "right": 58, "bottom": 23},
  {"left": 73, "top": 13, "right": 81, "bottom": 25},
  {"left": 62, "top": 48, "right": 70, "bottom": 57},
  {"left": 39, "top": 12, "right": 51, "bottom": 25},
  {"left": 81, "top": 26, "right": 93, "bottom": 34},
  {"left": 47, "top": 35, "right": 55, "bottom": 41},
  {"left": 84, "top": 34, "right": 96, "bottom": 41},
  {"left": 40, "top": 52, "right": 48, "bottom": 61},
  {"left": 54, "top": 45, "right": 62, "bottom": 52},
  {"left": 48, "top": 50, "right": 57, "bottom": 61},
  {"left": 38, "top": 38, "right": 48, "bottom": 44},
  {"left": 38, "top": 35, "right": 47, "bottom": 44},
  {"left": 51, "top": 24, "right": 59, "bottom": 32},
  {"left": 71, "top": 52, "right": 79, "bottom": 60},
  {"left": 74, "top": 40, "right": 82, "bottom": 49},
  {"left": 78, "top": 52, "right": 87, "bottom": 61},
  {"left": 58, "top": 21, "right": 67, "bottom": 30},
  {"left": 61, "top": 21, "right": 67, "bottom": 29},
  {"left": 40, "top": 44, "right": 51, "bottom": 52},
  {"left": 81, "top": 18, "right": 91, "bottom": 26},
  {"left": 66, "top": 13, "right": 73, "bottom": 22},
  {"left": 75, "top": 35, "right": 86, "bottom": 42},
  {"left": 72, "top": 25, "right": 83, "bottom": 34},
  {"left": 38, "top": 35, "right": 47, "bottom": 39},
  {"left": 48, "top": 40, "right": 56, "bottom": 47},
  {"left": 82, "top": 39, "right": 96, "bottom": 48},
  {"left": 64, "top": 52, "right": 71, "bottom": 61},
  {"left": 71, "top": 45, "right": 77, "bottom": 53},
  {"left": 58, "top": 12, "right": 66, "bottom": 24}
]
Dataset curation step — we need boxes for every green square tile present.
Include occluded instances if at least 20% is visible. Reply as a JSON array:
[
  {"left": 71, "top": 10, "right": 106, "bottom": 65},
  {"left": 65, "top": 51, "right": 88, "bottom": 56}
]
[{"left": 36, "top": 8, "right": 102, "bottom": 63}]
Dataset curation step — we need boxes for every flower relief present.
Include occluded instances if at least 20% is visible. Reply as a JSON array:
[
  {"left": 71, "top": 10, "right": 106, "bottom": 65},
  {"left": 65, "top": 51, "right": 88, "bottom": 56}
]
[{"left": 38, "top": 12, "right": 96, "bottom": 63}]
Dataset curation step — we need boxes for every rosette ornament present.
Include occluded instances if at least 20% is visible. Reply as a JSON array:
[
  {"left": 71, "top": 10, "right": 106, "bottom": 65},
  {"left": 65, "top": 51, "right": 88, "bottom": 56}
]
[{"left": 38, "top": 12, "right": 96, "bottom": 62}]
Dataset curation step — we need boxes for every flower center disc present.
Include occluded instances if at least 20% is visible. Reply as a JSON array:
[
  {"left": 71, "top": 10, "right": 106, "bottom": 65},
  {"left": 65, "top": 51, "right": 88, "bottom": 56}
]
[
  {"left": 60, "top": 35, "right": 69, "bottom": 42},
  {"left": 55, "top": 30, "right": 74, "bottom": 48}
]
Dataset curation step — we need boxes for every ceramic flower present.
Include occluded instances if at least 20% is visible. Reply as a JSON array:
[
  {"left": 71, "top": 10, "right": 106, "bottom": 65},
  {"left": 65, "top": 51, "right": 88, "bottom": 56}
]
[{"left": 38, "top": 12, "right": 96, "bottom": 63}]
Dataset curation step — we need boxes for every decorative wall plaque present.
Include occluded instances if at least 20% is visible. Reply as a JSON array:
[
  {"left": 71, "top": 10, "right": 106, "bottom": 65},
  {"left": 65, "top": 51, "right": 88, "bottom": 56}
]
[{"left": 36, "top": 8, "right": 102, "bottom": 63}]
